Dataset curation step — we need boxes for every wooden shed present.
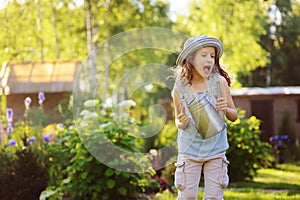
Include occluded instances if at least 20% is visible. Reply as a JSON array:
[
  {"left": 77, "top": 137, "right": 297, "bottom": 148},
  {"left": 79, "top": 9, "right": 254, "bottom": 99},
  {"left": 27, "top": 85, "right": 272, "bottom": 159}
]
[
  {"left": 0, "top": 61, "right": 81, "bottom": 121},
  {"left": 231, "top": 86, "right": 300, "bottom": 143}
]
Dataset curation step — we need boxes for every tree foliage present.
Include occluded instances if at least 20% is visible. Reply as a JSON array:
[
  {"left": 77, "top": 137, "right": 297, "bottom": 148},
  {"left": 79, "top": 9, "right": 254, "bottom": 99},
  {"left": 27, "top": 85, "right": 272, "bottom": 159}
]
[
  {"left": 174, "top": 0, "right": 270, "bottom": 87},
  {"left": 237, "top": 0, "right": 300, "bottom": 86},
  {"left": 1, "top": 0, "right": 299, "bottom": 88},
  {"left": 0, "top": 0, "right": 86, "bottom": 63},
  {"left": 0, "top": 0, "right": 172, "bottom": 64}
]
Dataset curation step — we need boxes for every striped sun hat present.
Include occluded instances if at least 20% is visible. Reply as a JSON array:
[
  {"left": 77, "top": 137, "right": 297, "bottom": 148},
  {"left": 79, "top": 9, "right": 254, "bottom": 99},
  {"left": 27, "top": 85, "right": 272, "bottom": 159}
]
[{"left": 176, "top": 35, "right": 224, "bottom": 66}]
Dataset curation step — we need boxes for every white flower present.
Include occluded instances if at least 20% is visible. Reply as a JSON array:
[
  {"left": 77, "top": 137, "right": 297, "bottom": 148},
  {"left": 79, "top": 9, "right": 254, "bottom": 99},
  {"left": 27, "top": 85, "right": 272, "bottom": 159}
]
[
  {"left": 80, "top": 109, "right": 90, "bottom": 116},
  {"left": 100, "top": 110, "right": 107, "bottom": 116},
  {"left": 118, "top": 100, "right": 136, "bottom": 107},
  {"left": 83, "top": 112, "right": 99, "bottom": 119},
  {"left": 84, "top": 99, "right": 99, "bottom": 107},
  {"left": 79, "top": 121, "right": 88, "bottom": 127},
  {"left": 103, "top": 98, "right": 113, "bottom": 109},
  {"left": 80, "top": 110, "right": 91, "bottom": 116},
  {"left": 149, "top": 149, "right": 158, "bottom": 156},
  {"left": 68, "top": 125, "right": 75, "bottom": 130},
  {"left": 99, "top": 122, "right": 113, "bottom": 129},
  {"left": 90, "top": 112, "right": 99, "bottom": 118}
]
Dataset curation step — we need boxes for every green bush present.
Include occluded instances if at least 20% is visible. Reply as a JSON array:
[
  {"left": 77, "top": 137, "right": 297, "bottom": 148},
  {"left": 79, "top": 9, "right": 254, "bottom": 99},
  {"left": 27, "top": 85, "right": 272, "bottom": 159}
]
[
  {"left": 226, "top": 109, "right": 275, "bottom": 182},
  {"left": 40, "top": 99, "right": 156, "bottom": 200},
  {"left": 0, "top": 147, "right": 48, "bottom": 200},
  {"left": 58, "top": 128, "right": 148, "bottom": 200},
  {"left": 0, "top": 119, "right": 65, "bottom": 200},
  {"left": 1, "top": 97, "right": 163, "bottom": 200}
]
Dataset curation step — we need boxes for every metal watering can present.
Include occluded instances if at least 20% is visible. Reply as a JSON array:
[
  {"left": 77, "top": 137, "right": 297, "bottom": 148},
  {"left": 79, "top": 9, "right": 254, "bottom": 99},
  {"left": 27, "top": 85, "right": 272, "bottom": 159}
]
[{"left": 188, "top": 93, "right": 225, "bottom": 139}]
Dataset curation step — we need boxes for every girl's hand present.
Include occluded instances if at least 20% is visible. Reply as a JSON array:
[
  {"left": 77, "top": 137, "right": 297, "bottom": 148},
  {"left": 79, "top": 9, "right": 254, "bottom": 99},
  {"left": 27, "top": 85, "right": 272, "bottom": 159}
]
[
  {"left": 216, "top": 97, "right": 228, "bottom": 111},
  {"left": 176, "top": 106, "right": 190, "bottom": 130},
  {"left": 214, "top": 76, "right": 238, "bottom": 122}
]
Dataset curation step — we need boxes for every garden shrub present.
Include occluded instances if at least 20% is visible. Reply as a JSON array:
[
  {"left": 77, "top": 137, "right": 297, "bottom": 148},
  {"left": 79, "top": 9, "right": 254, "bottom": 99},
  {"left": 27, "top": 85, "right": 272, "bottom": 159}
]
[
  {"left": 0, "top": 148, "right": 48, "bottom": 200},
  {"left": 226, "top": 109, "right": 274, "bottom": 182},
  {"left": 59, "top": 132, "right": 148, "bottom": 200},
  {"left": 0, "top": 116, "right": 70, "bottom": 200},
  {"left": 40, "top": 99, "right": 156, "bottom": 200},
  {"left": 0, "top": 150, "right": 15, "bottom": 199}
]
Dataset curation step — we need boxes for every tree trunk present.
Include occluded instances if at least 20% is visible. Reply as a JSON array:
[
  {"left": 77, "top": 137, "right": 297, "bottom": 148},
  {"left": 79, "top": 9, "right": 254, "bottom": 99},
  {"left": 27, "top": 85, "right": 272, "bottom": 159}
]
[
  {"left": 50, "top": 0, "right": 60, "bottom": 59},
  {"left": 36, "top": 0, "right": 44, "bottom": 60},
  {"left": 85, "top": 0, "right": 97, "bottom": 94}
]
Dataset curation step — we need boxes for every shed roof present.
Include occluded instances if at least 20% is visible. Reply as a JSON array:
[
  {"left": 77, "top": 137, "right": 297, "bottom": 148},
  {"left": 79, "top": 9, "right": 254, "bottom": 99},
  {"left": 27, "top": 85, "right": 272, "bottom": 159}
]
[
  {"left": 231, "top": 86, "right": 300, "bottom": 96},
  {"left": 0, "top": 61, "right": 80, "bottom": 94}
]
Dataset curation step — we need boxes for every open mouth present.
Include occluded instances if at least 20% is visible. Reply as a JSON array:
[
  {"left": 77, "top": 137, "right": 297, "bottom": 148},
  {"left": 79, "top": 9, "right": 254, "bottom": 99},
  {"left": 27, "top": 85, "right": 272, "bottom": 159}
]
[{"left": 203, "top": 66, "right": 211, "bottom": 74}]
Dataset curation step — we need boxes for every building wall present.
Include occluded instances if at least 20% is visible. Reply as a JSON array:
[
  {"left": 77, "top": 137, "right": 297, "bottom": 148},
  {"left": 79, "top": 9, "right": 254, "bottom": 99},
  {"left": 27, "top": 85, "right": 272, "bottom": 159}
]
[
  {"left": 232, "top": 95, "right": 300, "bottom": 142},
  {"left": 273, "top": 96, "right": 297, "bottom": 132},
  {"left": 232, "top": 97, "right": 251, "bottom": 117}
]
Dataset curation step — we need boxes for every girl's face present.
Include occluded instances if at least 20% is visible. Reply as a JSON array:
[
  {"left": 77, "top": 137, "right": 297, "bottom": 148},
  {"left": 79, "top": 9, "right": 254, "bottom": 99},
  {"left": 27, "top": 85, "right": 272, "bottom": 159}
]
[{"left": 192, "top": 46, "right": 216, "bottom": 78}]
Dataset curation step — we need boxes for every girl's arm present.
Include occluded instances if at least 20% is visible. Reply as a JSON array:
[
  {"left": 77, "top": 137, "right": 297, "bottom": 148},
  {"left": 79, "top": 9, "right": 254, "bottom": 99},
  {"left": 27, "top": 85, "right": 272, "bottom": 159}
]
[
  {"left": 172, "top": 89, "right": 190, "bottom": 129},
  {"left": 216, "top": 76, "right": 238, "bottom": 122}
]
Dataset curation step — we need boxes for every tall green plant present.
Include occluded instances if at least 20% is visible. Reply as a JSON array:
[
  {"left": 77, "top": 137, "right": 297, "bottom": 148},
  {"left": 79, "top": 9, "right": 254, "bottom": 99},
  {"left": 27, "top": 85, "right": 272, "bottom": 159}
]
[{"left": 226, "top": 109, "right": 274, "bottom": 182}]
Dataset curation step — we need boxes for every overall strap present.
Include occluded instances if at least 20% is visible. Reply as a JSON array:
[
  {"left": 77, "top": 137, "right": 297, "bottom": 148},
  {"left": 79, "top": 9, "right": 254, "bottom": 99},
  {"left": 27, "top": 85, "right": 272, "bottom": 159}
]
[
  {"left": 174, "top": 79, "right": 197, "bottom": 127},
  {"left": 208, "top": 73, "right": 225, "bottom": 118},
  {"left": 208, "top": 73, "right": 222, "bottom": 97},
  {"left": 174, "top": 80, "right": 194, "bottom": 102}
]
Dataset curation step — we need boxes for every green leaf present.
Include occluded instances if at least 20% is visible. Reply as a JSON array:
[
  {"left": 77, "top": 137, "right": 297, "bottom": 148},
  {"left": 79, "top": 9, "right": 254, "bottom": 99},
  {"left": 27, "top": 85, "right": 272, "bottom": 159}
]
[
  {"left": 39, "top": 190, "right": 56, "bottom": 200},
  {"left": 81, "top": 172, "right": 88, "bottom": 180},
  {"left": 118, "top": 187, "right": 127, "bottom": 196},
  {"left": 86, "top": 156, "right": 93, "bottom": 162},
  {"left": 114, "top": 170, "right": 122, "bottom": 175},
  {"left": 107, "top": 179, "right": 116, "bottom": 189},
  {"left": 62, "top": 177, "right": 71, "bottom": 184},
  {"left": 105, "top": 168, "right": 114, "bottom": 177}
]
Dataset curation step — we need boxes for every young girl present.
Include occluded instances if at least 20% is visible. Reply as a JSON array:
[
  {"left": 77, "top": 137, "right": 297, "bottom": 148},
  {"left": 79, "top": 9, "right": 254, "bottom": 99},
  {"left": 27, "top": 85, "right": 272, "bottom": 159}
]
[{"left": 172, "top": 35, "right": 238, "bottom": 200}]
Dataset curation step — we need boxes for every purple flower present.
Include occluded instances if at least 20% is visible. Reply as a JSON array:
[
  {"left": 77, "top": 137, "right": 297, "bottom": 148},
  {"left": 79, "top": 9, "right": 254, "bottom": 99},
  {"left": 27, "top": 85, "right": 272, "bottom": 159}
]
[
  {"left": 43, "top": 135, "right": 51, "bottom": 143},
  {"left": 29, "top": 136, "right": 36, "bottom": 143},
  {"left": 38, "top": 92, "right": 46, "bottom": 101},
  {"left": 8, "top": 139, "right": 16, "bottom": 146},
  {"left": 6, "top": 108, "right": 13, "bottom": 122},
  {"left": 26, "top": 136, "right": 36, "bottom": 145},
  {"left": 38, "top": 92, "right": 46, "bottom": 105}
]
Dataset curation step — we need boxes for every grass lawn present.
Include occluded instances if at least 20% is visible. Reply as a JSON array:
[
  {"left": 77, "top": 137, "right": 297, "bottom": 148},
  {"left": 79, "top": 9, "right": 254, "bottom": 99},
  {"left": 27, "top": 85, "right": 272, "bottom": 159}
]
[{"left": 153, "top": 162, "right": 300, "bottom": 200}]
